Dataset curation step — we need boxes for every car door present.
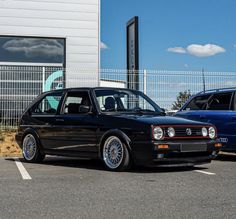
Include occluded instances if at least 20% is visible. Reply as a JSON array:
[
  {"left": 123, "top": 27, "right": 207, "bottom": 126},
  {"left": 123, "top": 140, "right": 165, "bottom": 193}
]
[
  {"left": 53, "top": 90, "right": 98, "bottom": 157},
  {"left": 29, "top": 91, "right": 64, "bottom": 149}
]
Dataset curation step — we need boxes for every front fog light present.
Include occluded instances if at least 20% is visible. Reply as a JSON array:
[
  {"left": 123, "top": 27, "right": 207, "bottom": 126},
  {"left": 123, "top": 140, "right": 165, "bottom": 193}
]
[
  {"left": 167, "top": 127, "right": 175, "bottom": 137},
  {"left": 209, "top": 127, "right": 216, "bottom": 139},
  {"left": 153, "top": 126, "right": 164, "bottom": 140},
  {"left": 202, "top": 127, "right": 208, "bottom": 137}
]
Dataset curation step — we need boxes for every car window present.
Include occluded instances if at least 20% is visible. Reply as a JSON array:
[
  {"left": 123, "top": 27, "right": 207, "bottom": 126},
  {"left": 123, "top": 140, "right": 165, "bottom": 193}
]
[
  {"left": 184, "top": 94, "right": 211, "bottom": 110},
  {"left": 62, "top": 91, "right": 91, "bottom": 114},
  {"left": 207, "top": 92, "right": 233, "bottom": 110},
  {"left": 32, "top": 92, "right": 63, "bottom": 115},
  {"left": 95, "top": 89, "right": 161, "bottom": 113},
  {"left": 96, "top": 95, "right": 118, "bottom": 111}
]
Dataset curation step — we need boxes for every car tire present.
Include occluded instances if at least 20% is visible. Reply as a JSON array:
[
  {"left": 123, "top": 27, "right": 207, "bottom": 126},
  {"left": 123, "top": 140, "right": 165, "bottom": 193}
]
[
  {"left": 22, "top": 133, "right": 45, "bottom": 163},
  {"left": 102, "top": 136, "right": 130, "bottom": 171}
]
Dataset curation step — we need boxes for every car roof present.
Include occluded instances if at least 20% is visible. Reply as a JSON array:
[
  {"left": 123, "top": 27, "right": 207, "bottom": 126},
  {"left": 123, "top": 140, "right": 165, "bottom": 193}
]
[
  {"left": 195, "top": 87, "right": 236, "bottom": 96},
  {"left": 41, "top": 87, "right": 137, "bottom": 95}
]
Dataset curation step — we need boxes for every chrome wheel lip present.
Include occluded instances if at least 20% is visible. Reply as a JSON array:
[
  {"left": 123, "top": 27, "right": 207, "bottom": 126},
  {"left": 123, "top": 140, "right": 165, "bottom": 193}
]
[
  {"left": 22, "top": 134, "right": 37, "bottom": 161},
  {"left": 103, "top": 136, "right": 124, "bottom": 169}
]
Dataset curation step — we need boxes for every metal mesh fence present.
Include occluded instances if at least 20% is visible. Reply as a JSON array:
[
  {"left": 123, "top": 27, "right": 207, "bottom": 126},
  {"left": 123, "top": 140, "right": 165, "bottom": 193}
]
[
  {"left": 100, "top": 69, "right": 236, "bottom": 109},
  {"left": 0, "top": 65, "right": 63, "bottom": 129},
  {"left": 1, "top": 66, "right": 236, "bottom": 129}
]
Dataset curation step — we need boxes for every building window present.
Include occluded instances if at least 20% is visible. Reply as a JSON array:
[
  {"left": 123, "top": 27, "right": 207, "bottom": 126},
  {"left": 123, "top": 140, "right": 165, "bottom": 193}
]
[{"left": 0, "top": 36, "right": 65, "bottom": 65}]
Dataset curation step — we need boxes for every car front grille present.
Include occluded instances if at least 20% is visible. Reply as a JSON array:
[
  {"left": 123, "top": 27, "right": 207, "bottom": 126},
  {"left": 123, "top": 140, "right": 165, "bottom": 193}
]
[
  {"left": 173, "top": 127, "right": 202, "bottom": 137},
  {"left": 162, "top": 126, "right": 210, "bottom": 139}
]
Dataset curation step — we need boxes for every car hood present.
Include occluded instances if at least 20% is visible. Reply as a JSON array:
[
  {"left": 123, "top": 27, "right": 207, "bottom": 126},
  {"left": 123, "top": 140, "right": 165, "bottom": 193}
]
[{"left": 113, "top": 114, "right": 211, "bottom": 126}]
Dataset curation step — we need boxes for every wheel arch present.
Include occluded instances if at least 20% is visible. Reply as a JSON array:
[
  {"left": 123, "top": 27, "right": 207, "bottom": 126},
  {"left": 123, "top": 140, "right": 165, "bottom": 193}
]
[
  {"left": 21, "top": 128, "right": 44, "bottom": 151},
  {"left": 99, "top": 129, "right": 132, "bottom": 159}
]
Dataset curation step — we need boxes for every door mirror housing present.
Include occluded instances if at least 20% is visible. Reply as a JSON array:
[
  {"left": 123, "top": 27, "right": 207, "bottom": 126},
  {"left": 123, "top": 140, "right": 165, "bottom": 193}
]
[{"left": 160, "top": 108, "right": 166, "bottom": 116}]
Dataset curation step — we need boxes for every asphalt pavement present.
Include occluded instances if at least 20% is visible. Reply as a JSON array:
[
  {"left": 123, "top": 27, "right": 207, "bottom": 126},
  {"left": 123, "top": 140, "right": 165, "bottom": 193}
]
[{"left": 0, "top": 154, "right": 235, "bottom": 219}]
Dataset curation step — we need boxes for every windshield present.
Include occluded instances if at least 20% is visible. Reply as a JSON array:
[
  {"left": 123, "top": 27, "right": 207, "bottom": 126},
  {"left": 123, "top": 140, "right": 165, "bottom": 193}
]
[{"left": 94, "top": 89, "right": 163, "bottom": 114}]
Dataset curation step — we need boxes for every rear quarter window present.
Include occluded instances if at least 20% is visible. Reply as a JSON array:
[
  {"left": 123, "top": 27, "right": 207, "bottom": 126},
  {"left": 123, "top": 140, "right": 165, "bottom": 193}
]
[
  {"left": 32, "top": 92, "right": 63, "bottom": 115},
  {"left": 207, "top": 92, "right": 233, "bottom": 110}
]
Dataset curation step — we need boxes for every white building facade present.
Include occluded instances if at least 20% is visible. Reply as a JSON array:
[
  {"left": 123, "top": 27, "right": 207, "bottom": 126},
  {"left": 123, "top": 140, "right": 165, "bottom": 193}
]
[{"left": 0, "top": 0, "right": 100, "bottom": 87}]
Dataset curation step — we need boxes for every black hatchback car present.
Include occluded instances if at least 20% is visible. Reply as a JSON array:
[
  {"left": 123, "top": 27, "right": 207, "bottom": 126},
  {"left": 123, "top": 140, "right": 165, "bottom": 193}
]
[{"left": 16, "top": 87, "right": 221, "bottom": 171}]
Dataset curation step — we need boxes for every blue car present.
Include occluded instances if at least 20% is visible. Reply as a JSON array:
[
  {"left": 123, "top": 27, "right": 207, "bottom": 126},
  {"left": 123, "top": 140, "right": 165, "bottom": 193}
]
[{"left": 175, "top": 87, "right": 236, "bottom": 152}]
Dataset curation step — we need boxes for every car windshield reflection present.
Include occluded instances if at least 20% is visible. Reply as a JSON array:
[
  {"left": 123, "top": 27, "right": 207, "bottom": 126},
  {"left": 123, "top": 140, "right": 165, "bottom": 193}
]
[{"left": 94, "top": 88, "right": 163, "bottom": 114}]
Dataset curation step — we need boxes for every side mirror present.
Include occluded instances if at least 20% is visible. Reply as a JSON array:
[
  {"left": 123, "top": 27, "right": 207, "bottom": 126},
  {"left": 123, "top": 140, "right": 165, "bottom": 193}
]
[
  {"left": 79, "top": 105, "right": 91, "bottom": 113},
  {"left": 160, "top": 108, "right": 166, "bottom": 116}
]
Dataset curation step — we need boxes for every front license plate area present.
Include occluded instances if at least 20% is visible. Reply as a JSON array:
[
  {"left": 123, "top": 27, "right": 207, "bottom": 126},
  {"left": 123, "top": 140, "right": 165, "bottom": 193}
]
[{"left": 181, "top": 143, "right": 207, "bottom": 152}]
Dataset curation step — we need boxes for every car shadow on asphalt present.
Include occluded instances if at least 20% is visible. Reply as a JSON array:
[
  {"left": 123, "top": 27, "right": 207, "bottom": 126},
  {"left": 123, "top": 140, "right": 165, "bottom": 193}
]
[
  {"left": 215, "top": 153, "right": 236, "bottom": 162},
  {"left": 131, "top": 166, "right": 209, "bottom": 174},
  {"left": 9, "top": 156, "right": 211, "bottom": 173}
]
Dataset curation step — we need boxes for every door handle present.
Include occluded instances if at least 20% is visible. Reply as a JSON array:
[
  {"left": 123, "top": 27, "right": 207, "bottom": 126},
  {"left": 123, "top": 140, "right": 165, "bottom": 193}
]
[
  {"left": 200, "top": 115, "right": 206, "bottom": 119},
  {"left": 56, "top": 118, "right": 64, "bottom": 122}
]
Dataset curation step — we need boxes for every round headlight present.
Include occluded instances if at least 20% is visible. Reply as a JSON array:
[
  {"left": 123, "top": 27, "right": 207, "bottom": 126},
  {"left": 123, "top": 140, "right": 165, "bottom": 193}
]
[
  {"left": 209, "top": 127, "right": 216, "bottom": 139},
  {"left": 202, "top": 127, "right": 208, "bottom": 137},
  {"left": 153, "top": 126, "right": 164, "bottom": 140},
  {"left": 167, "top": 127, "right": 175, "bottom": 137}
]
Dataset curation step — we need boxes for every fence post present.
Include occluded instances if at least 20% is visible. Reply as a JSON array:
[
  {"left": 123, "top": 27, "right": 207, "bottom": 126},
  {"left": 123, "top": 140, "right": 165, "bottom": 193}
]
[
  {"left": 98, "top": 68, "right": 101, "bottom": 87},
  {"left": 143, "top": 69, "right": 147, "bottom": 95},
  {"left": 42, "top": 67, "right": 45, "bottom": 92},
  {"left": 42, "top": 67, "right": 45, "bottom": 111}
]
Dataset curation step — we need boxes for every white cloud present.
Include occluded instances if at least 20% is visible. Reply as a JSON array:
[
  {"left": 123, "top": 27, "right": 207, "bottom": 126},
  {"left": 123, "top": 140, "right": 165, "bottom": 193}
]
[
  {"left": 167, "top": 47, "right": 186, "bottom": 54},
  {"left": 184, "top": 64, "right": 188, "bottom": 68},
  {"left": 234, "top": 44, "right": 236, "bottom": 49},
  {"left": 186, "top": 44, "right": 225, "bottom": 57},
  {"left": 100, "top": 41, "right": 108, "bottom": 50},
  {"left": 2, "top": 38, "right": 63, "bottom": 57},
  {"left": 167, "top": 44, "right": 225, "bottom": 57}
]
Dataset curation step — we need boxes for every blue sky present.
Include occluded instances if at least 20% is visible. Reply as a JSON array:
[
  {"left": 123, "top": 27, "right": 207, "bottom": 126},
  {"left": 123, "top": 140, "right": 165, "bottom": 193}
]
[{"left": 101, "top": 0, "right": 236, "bottom": 71}]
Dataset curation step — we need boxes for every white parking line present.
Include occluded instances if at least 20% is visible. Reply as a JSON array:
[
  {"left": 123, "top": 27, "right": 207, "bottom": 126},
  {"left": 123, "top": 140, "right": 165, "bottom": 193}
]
[
  {"left": 14, "top": 158, "right": 32, "bottom": 180},
  {"left": 194, "top": 170, "right": 216, "bottom": 175}
]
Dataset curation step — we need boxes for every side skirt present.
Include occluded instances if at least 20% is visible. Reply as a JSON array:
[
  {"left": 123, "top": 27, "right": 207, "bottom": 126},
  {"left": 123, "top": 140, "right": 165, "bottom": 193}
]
[{"left": 43, "top": 149, "right": 100, "bottom": 159}]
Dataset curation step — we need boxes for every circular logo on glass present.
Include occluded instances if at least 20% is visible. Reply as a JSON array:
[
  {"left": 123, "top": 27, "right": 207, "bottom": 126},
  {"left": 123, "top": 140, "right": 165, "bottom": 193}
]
[{"left": 186, "top": 128, "right": 192, "bottom": 136}]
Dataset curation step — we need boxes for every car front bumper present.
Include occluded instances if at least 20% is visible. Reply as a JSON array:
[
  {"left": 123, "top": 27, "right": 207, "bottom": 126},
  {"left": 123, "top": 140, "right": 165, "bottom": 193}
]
[{"left": 132, "top": 139, "right": 220, "bottom": 167}]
